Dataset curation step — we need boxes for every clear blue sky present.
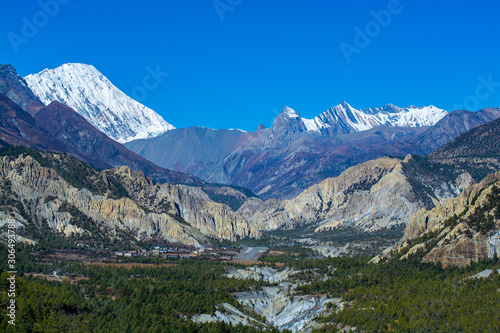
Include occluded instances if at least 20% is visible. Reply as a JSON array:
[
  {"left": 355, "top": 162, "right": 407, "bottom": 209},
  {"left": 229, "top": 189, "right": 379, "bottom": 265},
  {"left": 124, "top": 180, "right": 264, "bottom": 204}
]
[{"left": 2, "top": 0, "right": 499, "bottom": 131}]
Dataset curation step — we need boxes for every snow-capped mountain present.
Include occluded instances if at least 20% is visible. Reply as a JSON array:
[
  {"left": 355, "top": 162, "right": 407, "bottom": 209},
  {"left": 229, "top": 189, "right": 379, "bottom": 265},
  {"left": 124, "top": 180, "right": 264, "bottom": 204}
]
[
  {"left": 298, "top": 101, "right": 447, "bottom": 136},
  {"left": 24, "top": 63, "right": 174, "bottom": 143}
]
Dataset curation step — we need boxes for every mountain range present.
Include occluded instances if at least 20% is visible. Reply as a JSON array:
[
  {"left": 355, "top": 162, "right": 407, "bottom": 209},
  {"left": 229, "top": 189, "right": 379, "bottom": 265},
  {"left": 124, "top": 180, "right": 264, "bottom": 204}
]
[
  {"left": 2, "top": 61, "right": 500, "bottom": 261},
  {"left": 126, "top": 103, "right": 500, "bottom": 199},
  {"left": 1, "top": 105, "right": 499, "bottom": 254},
  {"left": 23, "top": 63, "right": 500, "bottom": 200},
  {"left": 293, "top": 102, "right": 447, "bottom": 135}
]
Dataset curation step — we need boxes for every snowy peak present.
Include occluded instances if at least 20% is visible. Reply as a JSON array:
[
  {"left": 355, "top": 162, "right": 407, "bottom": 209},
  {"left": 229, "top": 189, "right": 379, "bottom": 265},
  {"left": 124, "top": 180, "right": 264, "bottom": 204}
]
[
  {"left": 24, "top": 63, "right": 174, "bottom": 143},
  {"left": 301, "top": 102, "right": 447, "bottom": 135},
  {"left": 282, "top": 106, "right": 300, "bottom": 118},
  {"left": 271, "top": 106, "right": 308, "bottom": 136}
]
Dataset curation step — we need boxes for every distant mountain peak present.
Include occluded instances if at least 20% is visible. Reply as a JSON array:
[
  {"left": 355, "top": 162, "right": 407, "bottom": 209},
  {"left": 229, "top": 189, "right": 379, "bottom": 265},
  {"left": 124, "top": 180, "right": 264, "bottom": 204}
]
[
  {"left": 0, "top": 64, "right": 17, "bottom": 76},
  {"left": 338, "top": 101, "right": 353, "bottom": 109},
  {"left": 24, "top": 63, "right": 175, "bottom": 143},
  {"left": 42, "top": 62, "right": 95, "bottom": 71},
  {"left": 282, "top": 106, "right": 300, "bottom": 118},
  {"left": 300, "top": 103, "right": 447, "bottom": 135},
  {"left": 271, "top": 106, "right": 307, "bottom": 137},
  {"left": 0, "top": 63, "right": 45, "bottom": 115},
  {"left": 256, "top": 123, "right": 267, "bottom": 131}
]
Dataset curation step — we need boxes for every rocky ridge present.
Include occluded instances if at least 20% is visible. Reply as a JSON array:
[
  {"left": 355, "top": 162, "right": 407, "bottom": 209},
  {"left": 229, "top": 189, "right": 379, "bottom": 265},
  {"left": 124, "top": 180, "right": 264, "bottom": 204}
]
[
  {"left": 108, "top": 166, "right": 258, "bottom": 240},
  {"left": 238, "top": 156, "right": 475, "bottom": 234},
  {"left": 0, "top": 64, "right": 44, "bottom": 115},
  {"left": 374, "top": 172, "right": 500, "bottom": 267},
  {"left": 127, "top": 105, "right": 499, "bottom": 200},
  {"left": 0, "top": 151, "right": 258, "bottom": 248}
]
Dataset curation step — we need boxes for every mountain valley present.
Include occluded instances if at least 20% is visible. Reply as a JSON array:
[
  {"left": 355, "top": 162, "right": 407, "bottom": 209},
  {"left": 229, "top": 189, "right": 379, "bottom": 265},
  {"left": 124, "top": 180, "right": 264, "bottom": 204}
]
[{"left": 1, "top": 60, "right": 500, "bottom": 333}]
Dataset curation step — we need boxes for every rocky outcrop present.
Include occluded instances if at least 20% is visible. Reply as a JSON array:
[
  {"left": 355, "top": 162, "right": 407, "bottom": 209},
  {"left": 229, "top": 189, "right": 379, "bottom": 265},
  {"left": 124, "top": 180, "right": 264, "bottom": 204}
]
[
  {"left": 393, "top": 172, "right": 500, "bottom": 267},
  {"left": 202, "top": 266, "right": 342, "bottom": 333},
  {"left": 0, "top": 154, "right": 209, "bottom": 247},
  {"left": 239, "top": 156, "right": 472, "bottom": 233},
  {"left": 0, "top": 64, "right": 44, "bottom": 115},
  {"left": 191, "top": 303, "right": 267, "bottom": 329},
  {"left": 225, "top": 266, "right": 299, "bottom": 283},
  {"left": 0, "top": 153, "right": 259, "bottom": 247},
  {"left": 235, "top": 286, "right": 339, "bottom": 333},
  {"left": 109, "top": 166, "right": 259, "bottom": 240}
]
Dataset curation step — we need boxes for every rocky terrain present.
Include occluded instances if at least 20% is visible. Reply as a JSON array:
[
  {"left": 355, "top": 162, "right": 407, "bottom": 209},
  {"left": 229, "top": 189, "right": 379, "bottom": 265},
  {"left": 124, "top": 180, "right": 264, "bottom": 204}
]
[
  {"left": 411, "top": 108, "right": 500, "bottom": 155},
  {"left": 238, "top": 155, "right": 476, "bottom": 236},
  {"left": 0, "top": 149, "right": 257, "bottom": 248},
  {"left": 126, "top": 103, "right": 500, "bottom": 200},
  {"left": 373, "top": 171, "right": 500, "bottom": 267},
  {"left": 0, "top": 64, "right": 44, "bottom": 115},
  {"left": 194, "top": 266, "right": 342, "bottom": 333}
]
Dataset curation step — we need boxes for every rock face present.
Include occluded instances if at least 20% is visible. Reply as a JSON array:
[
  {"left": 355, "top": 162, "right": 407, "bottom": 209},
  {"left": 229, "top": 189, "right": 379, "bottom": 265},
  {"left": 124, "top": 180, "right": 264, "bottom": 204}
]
[
  {"left": 0, "top": 152, "right": 258, "bottom": 248},
  {"left": 192, "top": 303, "right": 267, "bottom": 328},
  {"left": 225, "top": 266, "right": 298, "bottom": 283},
  {"left": 0, "top": 64, "right": 44, "bottom": 115},
  {"left": 202, "top": 266, "right": 341, "bottom": 333},
  {"left": 109, "top": 166, "right": 258, "bottom": 240},
  {"left": 411, "top": 108, "right": 500, "bottom": 155},
  {"left": 239, "top": 156, "right": 474, "bottom": 233},
  {"left": 0, "top": 154, "right": 207, "bottom": 247},
  {"left": 235, "top": 287, "right": 338, "bottom": 333},
  {"left": 400, "top": 172, "right": 500, "bottom": 267}
]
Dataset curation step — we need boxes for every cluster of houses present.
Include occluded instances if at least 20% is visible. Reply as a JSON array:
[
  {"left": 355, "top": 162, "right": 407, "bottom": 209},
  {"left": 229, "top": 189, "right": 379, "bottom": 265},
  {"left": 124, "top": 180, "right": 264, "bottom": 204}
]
[{"left": 113, "top": 246, "right": 237, "bottom": 260}]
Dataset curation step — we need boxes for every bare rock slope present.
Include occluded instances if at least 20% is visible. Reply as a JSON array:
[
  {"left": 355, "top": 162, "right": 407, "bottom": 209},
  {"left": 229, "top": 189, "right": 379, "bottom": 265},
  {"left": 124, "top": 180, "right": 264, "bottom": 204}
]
[
  {"left": 0, "top": 150, "right": 257, "bottom": 248},
  {"left": 401, "top": 172, "right": 500, "bottom": 267},
  {"left": 239, "top": 156, "right": 474, "bottom": 234}
]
